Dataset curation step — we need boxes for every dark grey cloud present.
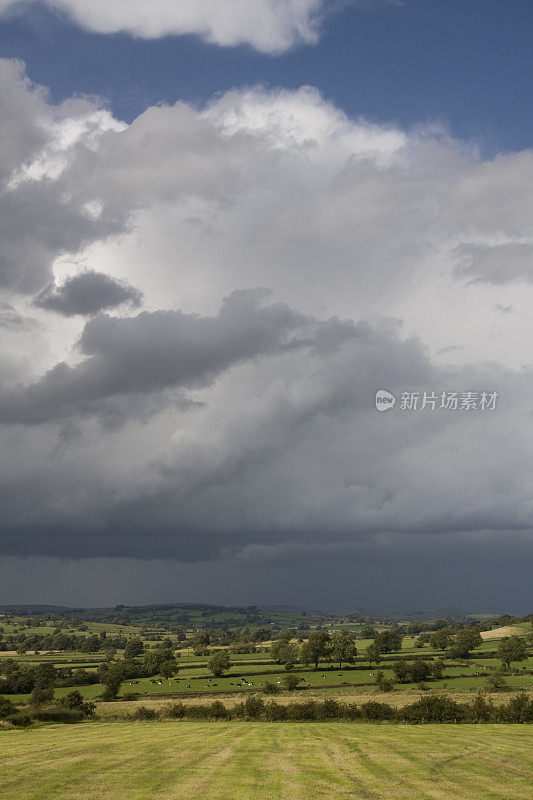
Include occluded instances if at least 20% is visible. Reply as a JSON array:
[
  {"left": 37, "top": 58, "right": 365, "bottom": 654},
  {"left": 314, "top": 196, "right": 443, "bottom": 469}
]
[
  {"left": 0, "top": 535, "right": 532, "bottom": 613},
  {"left": 0, "top": 178, "right": 127, "bottom": 293},
  {"left": 33, "top": 270, "right": 143, "bottom": 316},
  {"left": 0, "top": 298, "right": 527, "bottom": 569},
  {"left": 0, "top": 288, "right": 363, "bottom": 425}
]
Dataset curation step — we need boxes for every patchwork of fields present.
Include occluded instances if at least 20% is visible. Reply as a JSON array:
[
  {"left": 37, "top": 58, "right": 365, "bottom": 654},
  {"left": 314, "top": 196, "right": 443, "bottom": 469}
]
[{"left": 1, "top": 611, "right": 532, "bottom": 799}]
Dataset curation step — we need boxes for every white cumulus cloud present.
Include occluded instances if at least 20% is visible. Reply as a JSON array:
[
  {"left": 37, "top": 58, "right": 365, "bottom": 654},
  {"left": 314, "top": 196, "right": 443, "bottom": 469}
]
[{"left": 0, "top": 0, "right": 329, "bottom": 53}]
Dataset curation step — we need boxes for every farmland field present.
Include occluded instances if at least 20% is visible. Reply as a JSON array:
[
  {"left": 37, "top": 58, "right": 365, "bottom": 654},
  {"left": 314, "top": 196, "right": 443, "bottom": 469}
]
[{"left": 1, "top": 721, "right": 531, "bottom": 800}]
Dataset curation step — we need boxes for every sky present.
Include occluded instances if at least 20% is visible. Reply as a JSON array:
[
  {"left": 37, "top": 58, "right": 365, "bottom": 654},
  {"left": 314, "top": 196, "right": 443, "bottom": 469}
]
[{"left": 0, "top": 0, "right": 532, "bottom": 612}]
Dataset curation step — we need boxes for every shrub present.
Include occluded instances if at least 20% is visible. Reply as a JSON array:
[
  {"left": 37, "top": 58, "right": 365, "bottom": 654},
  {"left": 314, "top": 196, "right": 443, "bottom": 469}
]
[
  {"left": 345, "top": 703, "right": 362, "bottom": 720},
  {"left": 131, "top": 706, "right": 158, "bottom": 721},
  {"left": 469, "top": 692, "right": 496, "bottom": 723},
  {"left": 239, "top": 695, "right": 265, "bottom": 720},
  {"left": 360, "top": 701, "right": 396, "bottom": 721},
  {"left": 122, "top": 692, "right": 140, "bottom": 701},
  {"left": 161, "top": 702, "right": 186, "bottom": 718},
  {"left": 264, "top": 701, "right": 287, "bottom": 721},
  {"left": 59, "top": 690, "right": 95, "bottom": 717},
  {"left": 318, "top": 699, "right": 343, "bottom": 720},
  {"left": 486, "top": 672, "right": 509, "bottom": 691},
  {"left": 209, "top": 701, "right": 230, "bottom": 719},
  {"left": 285, "top": 701, "right": 318, "bottom": 721},
  {"left": 0, "top": 695, "right": 15, "bottom": 719},
  {"left": 32, "top": 708, "right": 85, "bottom": 723},
  {"left": 102, "top": 686, "right": 120, "bottom": 701},
  {"left": 5, "top": 712, "right": 32, "bottom": 727},
  {"left": 282, "top": 674, "right": 302, "bottom": 691},
  {"left": 262, "top": 681, "right": 280, "bottom": 695},
  {"left": 183, "top": 704, "right": 211, "bottom": 720},
  {"left": 375, "top": 671, "right": 395, "bottom": 692},
  {"left": 500, "top": 692, "right": 533, "bottom": 723},
  {"left": 401, "top": 695, "right": 467, "bottom": 724}
]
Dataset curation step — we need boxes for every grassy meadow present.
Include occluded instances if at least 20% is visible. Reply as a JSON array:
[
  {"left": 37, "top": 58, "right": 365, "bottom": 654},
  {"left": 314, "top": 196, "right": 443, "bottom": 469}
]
[{"left": 1, "top": 721, "right": 532, "bottom": 800}]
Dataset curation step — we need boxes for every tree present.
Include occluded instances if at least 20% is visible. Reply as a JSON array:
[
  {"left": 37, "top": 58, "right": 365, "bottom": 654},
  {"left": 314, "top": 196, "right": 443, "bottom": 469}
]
[
  {"left": 207, "top": 651, "right": 231, "bottom": 677},
  {"left": 430, "top": 627, "right": 452, "bottom": 651},
  {"left": 270, "top": 640, "right": 299, "bottom": 669},
  {"left": 430, "top": 660, "right": 445, "bottom": 679},
  {"left": 143, "top": 648, "right": 174, "bottom": 676},
  {"left": 409, "top": 659, "right": 431, "bottom": 683},
  {"left": 450, "top": 629, "right": 482, "bottom": 659},
  {"left": 392, "top": 661, "right": 409, "bottom": 682},
  {"left": 300, "top": 631, "right": 331, "bottom": 670},
  {"left": 365, "top": 642, "right": 382, "bottom": 666},
  {"left": 100, "top": 664, "right": 123, "bottom": 700},
  {"left": 192, "top": 631, "right": 210, "bottom": 648},
  {"left": 59, "top": 690, "right": 95, "bottom": 716},
  {"left": 33, "top": 663, "right": 57, "bottom": 690},
  {"left": 81, "top": 634, "right": 101, "bottom": 653},
  {"left": 30, "top": 685, "right": 54, "bottom": 705},
  {"left": 497, "top": 635, "right": 528, "bottom": 668},
  {"left": 160, "top": 658, "right": 178, "bottom": 679},
  {"left": 330, "top": 631, "right": 357, "bottom": 669},
  {"left": 374, "top": 630, "right": 402, "bottom": 653},
  {"left": 123, "top": 638, "right": 144, "bottom": 659}
]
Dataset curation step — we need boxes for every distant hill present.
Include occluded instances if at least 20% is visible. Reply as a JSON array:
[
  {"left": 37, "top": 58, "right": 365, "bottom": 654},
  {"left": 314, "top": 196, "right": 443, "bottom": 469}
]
[
  {"left": 364, "top": 606, "right": 478, "bottom": 622},
  {"left": 0, "top": 604, "right": 73, "bottom": 613},
  {"left": 0, "top": 601, "right": 504, "bottom": 622}
]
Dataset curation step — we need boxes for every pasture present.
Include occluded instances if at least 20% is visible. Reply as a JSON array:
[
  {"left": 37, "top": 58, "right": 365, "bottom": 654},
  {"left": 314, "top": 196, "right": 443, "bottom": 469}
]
[{"left": 1, "top": 721, "right": 531, "bottom": 800}]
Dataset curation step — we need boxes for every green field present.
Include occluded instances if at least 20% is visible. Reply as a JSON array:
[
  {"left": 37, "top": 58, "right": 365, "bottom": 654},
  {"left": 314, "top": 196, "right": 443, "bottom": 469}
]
[{"left": 1, "top": 721, "right": 531, "bottom": 800}]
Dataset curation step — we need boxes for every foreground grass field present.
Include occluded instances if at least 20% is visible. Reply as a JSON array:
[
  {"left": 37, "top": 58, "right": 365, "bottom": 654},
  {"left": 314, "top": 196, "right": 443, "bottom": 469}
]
[{"left": 1, "top": 721, "right": 531, "bottom": 800}]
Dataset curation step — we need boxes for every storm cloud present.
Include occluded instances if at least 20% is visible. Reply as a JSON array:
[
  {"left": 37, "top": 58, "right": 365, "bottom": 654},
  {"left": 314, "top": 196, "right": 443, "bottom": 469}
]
[
  {"left": 0, "top": 59, "right": 532, "bottom": 608},
  {"left": 0, "top": 289, "right": 363, "bottom": 424},
  {"left": 34, "top": 271, "right": 142, "bottom": 316}
]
